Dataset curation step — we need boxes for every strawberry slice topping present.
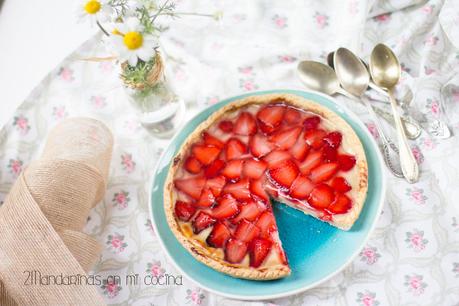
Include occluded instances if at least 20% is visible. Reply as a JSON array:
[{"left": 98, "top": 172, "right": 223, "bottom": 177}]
[
  {"left": 243, "top": 158, "right": 268, "bottom": 179},
  {"left": 225, "top": 138, "right": 247, "bottom": 160},
  {"left": 219, "top": 120, "right": 234, "bottom": 133},
  {"left": 175, "top": 201, "right": 196, "bottom": 221},
  {"left": 206, "top": 222, "right": 231, "bottom": 248},
  {"left": 250, "top": 179, "right": 269, "bottom": 203},
  {"left": 192, "top": 211, "right": 216, "bottom": 234},
  {"left": 263, "top": 150, "right": 291, "bottom": 168},
  {"left": 234, "top": 219, "right": 260, "bottom": 242},
  {"left": 268, "top": 159, "right": 299, "bottom": 188},
  {"left": 221, "top": 159, "right": 244, "bottom": 180},
  {"left": 206, "top": 175, "right": 226, "bottom": 196},
  {"left": 232, "top": 201, "right": 261, "bottom": 223},
  {"left": 299, "top": 150, "right": 323, "bottom": 174},
  {"left": 225, "top": 238, "right": 248, "bottom": 264},
  {"left": 203, "top": 132, "right": 224, "bottom": 149},
  {"left": 289, "top": 175, "right": 314, "bottom": 200},
  {"left": 249, "top": 134, "right": 274, "bottom": 158},
  {"left": 337, "top": 154, "right": 356, "bottom": 171},
  {"left": 212, "top": 194, "right": 239, "bottom": 219},
  {"left": 249, "top": 238, "right": 272, "bottom": 268},
  {"left": 256, "top": 211, "right": 276, "bottom": 238},
  {"left": 192, "top": 144, "right": 221, "bottom": 165},
  {"left": 223, "top": 178, "right": 251, "bottom": 201},
  {"left": 284, "top": 107, "right": 302, "bottom": 124},
  {"left": 184, "top": 156, "right": 202, "bottom": 174},
  {"left": 234, "top": 112, "right": 257, "bottom": 136},
  {"left": 174, "top": 177, "right": 206, "bottom": 200},
  {"left": 303, "top": 115, "right": 321, "bottom": 130},
  {"left": 323, "top": 131, "right": 342, "bottom": 148},
  {"left": 309, "top": 162, "right": 339, "bottom": 183},
  {"left": 256, "top": 105, "right": 285, "bottom": 134},
  {"left": 322, "top": 144, "right": 338, "bottom": 162},
  {"left": 290, "top": 136, "right": 310, "bottom": 162},
  {"left": 328, "top": 193, "right": 352, "bottom": 214},
  {"left": 308, "top": 184, "right": 335, "bottom": 210},
  {"left": 205, "top": 159, "right": 225, "bottom": 178},
  {"left": 269, "top": 127, "right": 302, "bottom": 150},
  {"left": 196, "top": 187, "right": 216, "bottom": 207},
  {"left": 304, "top": 129, "right": 327, "bottom": 149},
  {"left": 330, "top": 176, "right": 352, "bottom": 193}
]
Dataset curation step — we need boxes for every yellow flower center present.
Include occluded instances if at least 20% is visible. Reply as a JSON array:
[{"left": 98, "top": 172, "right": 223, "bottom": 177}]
[
  {"left": 123, "top": 32, "right": 143, "bottom": 50},
  {"left": 84, "top": 0, "right": 101, "bottom": 14}
]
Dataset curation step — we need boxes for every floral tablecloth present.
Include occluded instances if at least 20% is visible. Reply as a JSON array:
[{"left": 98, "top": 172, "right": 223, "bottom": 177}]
[{"left": 1, "top": 0, "right": 459, "bottom": 305}]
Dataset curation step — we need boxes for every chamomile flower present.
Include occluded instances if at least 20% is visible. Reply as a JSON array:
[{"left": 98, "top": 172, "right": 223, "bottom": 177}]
[
  {"left": 110, "top": 18, "right": 158, "bottom": 67},
  {"left": 77, "top": 0, "right": 112, "bottom": 25}
]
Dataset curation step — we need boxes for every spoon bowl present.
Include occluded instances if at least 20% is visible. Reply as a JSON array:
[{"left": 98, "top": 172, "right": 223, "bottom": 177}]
[
  {"left": 369, "top": 44, "right": 401, "bottom": 90},
  {"left": 297, "top": 61, "right": 341, "bottom": 96},
  {"left": 333, "top": 48, "right": 370, "bottom": 97}
]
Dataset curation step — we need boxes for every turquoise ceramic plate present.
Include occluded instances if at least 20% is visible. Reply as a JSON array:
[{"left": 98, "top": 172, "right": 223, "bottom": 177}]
[{"left": 149, "top": 89, "right": 386, "bottom": 300}]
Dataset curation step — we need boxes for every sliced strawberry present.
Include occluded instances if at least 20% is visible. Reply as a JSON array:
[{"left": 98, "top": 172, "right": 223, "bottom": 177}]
[
  {"left": 234, "top": 112, "right": 257, "bottom": 136},
  {"left": 323, "top": 131, "right": 342, "bottom": 148},
  {"left": 175, "top": 201, "right": 196, "bottom": 221},
  {"left": 232, "top": 201, "right": 261, "bottom": 223},
  {"left": 174, "top": 177, "right": 206, "bottom": 200},
  {"left": 256, "top": 211, "right": 276, "bottom": 238},
  {"left": 203, "top": 132, "right": 224, "bottom": 149},
  {"left": 309, "top": 162, "right": 339, "bottom": 183},
  {"left": 225, "top": 238, "right": 248, "bottom": 264},
  {"left": 184, "top": 156, "right": 202, "bottom": 174},
  {"left": 322, "top": 144, "right": 338, "bottom": 162},
  {"left": 304, "top": 129, "right": 327, "bottom": 149},
  {"left": 290, "top": 136, "right": 310, "bottom": 161},
  {"left": 192, "top": 144, "right": 221, "bottom": 165},
  {"left": 303, "top": 115, "right": 321, "bottom": 130},
  {"left": 268, "top": 159, "right": 299, "bottom": 188},
  {"left": 249, "top": 134, "right": 274, "bottom": 158},
  {"left": 221, "top": 159, "right": 244, "bottom": 180},
  {"left": 330, "top": 176, "right": 352, "bottom": 193},
  {"left": 223, "top": 178, "right": 251, "bottom": 201},
  {"left": 289, "top": 175, "right": 314, "bottom": 200},
  {"left": 250, "top": 179, "right": 269, "bottom": 203},
  {"left": 196, "top": 187, "right": 216, "bottom": 207},
  {"left": 337, "top": 154, "right": 356, "bottom": 171},
  {"left": 263, "top": 150, "right": 291, "bottom": 168},
  {"left": 225, "top": 138, "right": 247, "bottom": 160},
  {"left": 234, "top": 219, "right": 260, "bottom": 242},
  {"left": 249, "top": 238, "right": 272, "bottom": 268},
  {"left": 256, "top": 104, "right": 285, "bottom": 134},
  {"left": 308, "top": 184, "right": 335, "bottom": 210},
  {"left": 269, "top": 127, "right": 302, "bottom": 150},
  {"left": 328, "top": 193, "right": 352, "bottom": 214},
  {"left": 206, "top": 222, "right": 231, "bottom": 248},
  {"left": 243, "top": 158, "right": 268, "bottom": 179},
  {"left": 299, "top": 150, "right": 323, "bottom": 174},
  {"left": 206, "top": 175, "right": 226, "bottom": 196},
  {"left": 205, "top": 159, "right": 225, "bottom": 178},
  {"left": 192, "top": 211, "right": 216, "bottom": 234},
  {"left": 284, "top": 107, "right": 302, "bottom": 124},
  {"left": 212, "top": 194, "right": 239, "bottom": 219},
  {"left": 219, "top": 120, "right": 234, "bottom": 133}
]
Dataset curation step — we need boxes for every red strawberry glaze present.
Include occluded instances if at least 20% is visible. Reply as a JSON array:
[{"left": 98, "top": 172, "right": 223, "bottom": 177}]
[{"left": 173, "top": 101, "right": 359, "bottom": 269}]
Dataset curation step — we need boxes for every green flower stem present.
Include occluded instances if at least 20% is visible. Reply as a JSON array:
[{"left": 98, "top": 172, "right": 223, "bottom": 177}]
[{"left": 97, "top": 20, "right": 110, "bottom": 36}]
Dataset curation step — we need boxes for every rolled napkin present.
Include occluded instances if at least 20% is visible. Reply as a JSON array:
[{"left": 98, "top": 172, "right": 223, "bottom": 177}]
[{"left": 0, "top": 118, "right": 113, "bottom": 305}]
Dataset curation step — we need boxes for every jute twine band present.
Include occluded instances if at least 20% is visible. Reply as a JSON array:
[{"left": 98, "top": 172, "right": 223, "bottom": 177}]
[
  {"left": 120, "top": 52, "right": 164, "bottom": 91},
  {"left": 0, "top": 117, "right": 113, "bottom": 305}
]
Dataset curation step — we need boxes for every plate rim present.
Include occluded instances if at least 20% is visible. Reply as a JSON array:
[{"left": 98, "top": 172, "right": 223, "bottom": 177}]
[{"left": 148, "top": 89, "right": 387, "bottom": 301}]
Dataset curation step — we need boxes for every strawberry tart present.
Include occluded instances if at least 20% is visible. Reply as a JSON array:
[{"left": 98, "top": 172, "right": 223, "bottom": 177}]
[{"left": 164, "top": 93, "right": 368, "bottom": 280}]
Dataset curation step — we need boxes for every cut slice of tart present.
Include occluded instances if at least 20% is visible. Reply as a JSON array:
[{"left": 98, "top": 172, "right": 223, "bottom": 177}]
[{"left": 164, "top": 93, "right": 368, "bottom": 280}]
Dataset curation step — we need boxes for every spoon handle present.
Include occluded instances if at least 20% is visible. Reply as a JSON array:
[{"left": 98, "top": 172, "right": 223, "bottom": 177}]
[{"left": 388, "top": 89, "right": 419, "bottom": 183}]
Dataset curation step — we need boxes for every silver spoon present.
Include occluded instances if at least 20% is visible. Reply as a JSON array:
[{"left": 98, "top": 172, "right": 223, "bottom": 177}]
[
  {"left": 370, "top": 44, "right": 419, "bottom": 183},
  {"left": 297, "top": 61, "right": 420, "bottom": 140},
  {"left": 333, "top": 48, "right": 404, "bottom": 178},
  {"left": 297, "top": 59, "right": 403, "bottom": 177},
  {"left": 328, "top": 51, "right": 422, "bottom": 139}
]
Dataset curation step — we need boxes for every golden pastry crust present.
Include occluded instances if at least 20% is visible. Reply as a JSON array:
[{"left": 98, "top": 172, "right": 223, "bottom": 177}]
[{"left": 163, "top": 93, "right": 368, "bottom": 280}]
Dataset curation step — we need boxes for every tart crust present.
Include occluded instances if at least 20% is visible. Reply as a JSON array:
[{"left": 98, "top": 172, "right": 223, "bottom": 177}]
[{"left": 163, "top": 93, "right": 368, "bottom": 280}]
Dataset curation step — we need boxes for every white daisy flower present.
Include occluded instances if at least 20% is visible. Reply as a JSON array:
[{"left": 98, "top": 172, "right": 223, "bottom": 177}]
[
  {"left": 77, "top": 0, "right": 112, "bottom": 25},
  {"left": 110, "top": 18, "right": 158, "bottom": 67}
]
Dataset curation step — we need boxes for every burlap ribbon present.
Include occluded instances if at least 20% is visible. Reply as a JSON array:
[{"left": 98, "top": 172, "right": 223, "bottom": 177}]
[{"left": 0, "top": 118, "right": 113, "bottom": 305}]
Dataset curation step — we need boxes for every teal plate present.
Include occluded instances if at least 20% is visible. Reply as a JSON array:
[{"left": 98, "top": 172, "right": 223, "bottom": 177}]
[{"left": 149, "top": 89, "right": 386, "bottom": 300}]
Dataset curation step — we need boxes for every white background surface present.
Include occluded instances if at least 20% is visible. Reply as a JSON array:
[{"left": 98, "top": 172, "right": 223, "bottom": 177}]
[{"left": 0, "top": 0, "right": 95, "bottom": 128}]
